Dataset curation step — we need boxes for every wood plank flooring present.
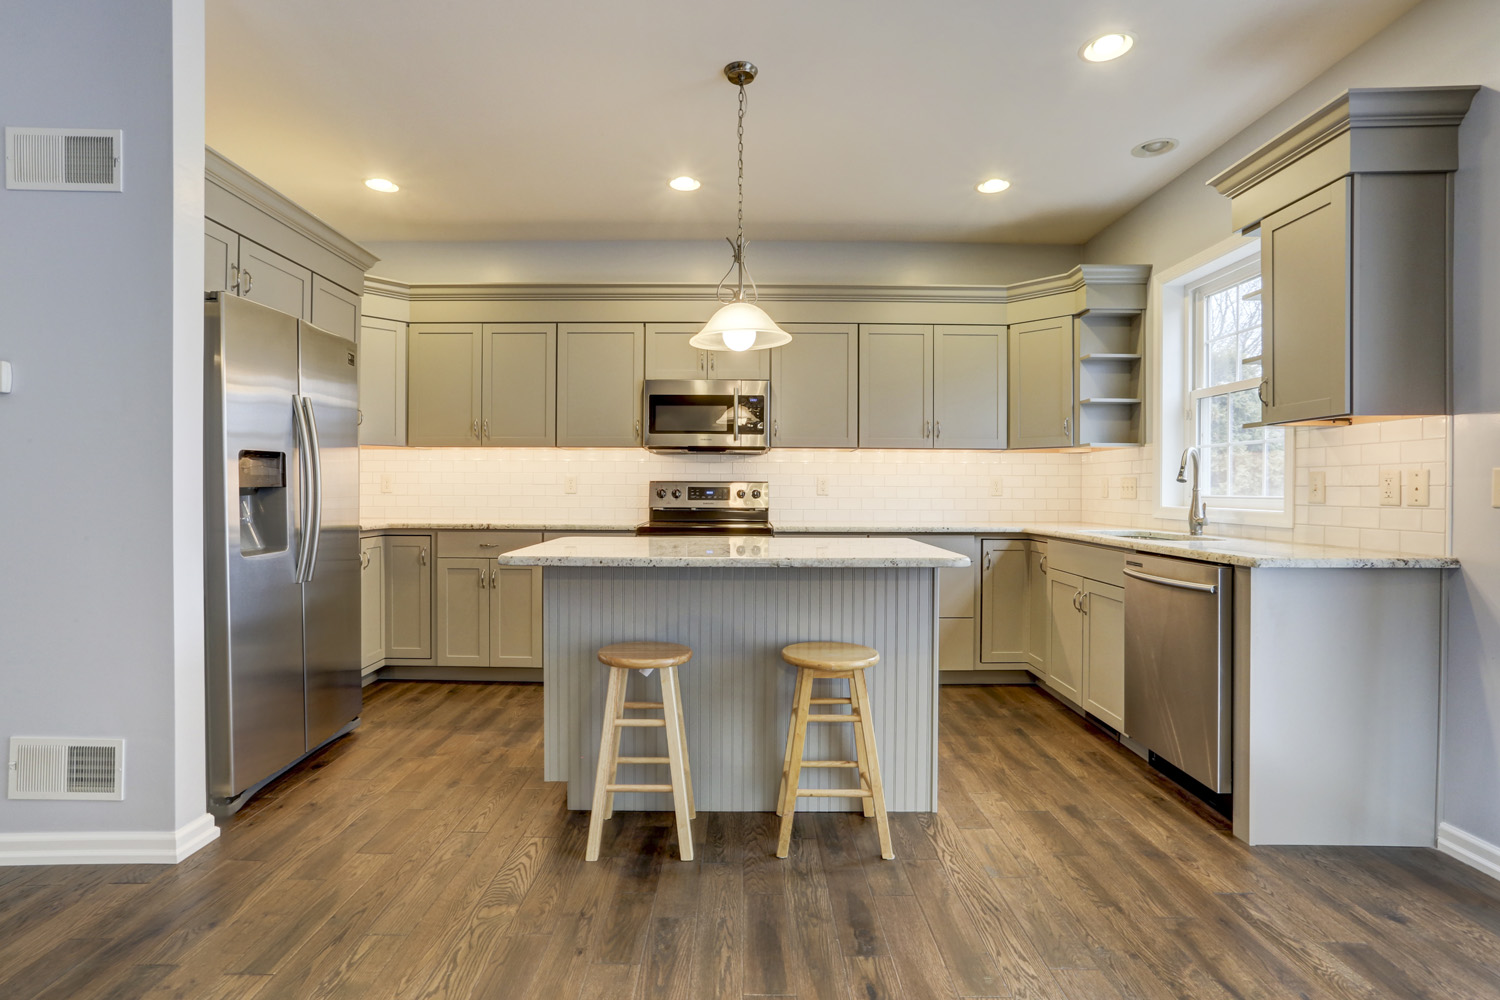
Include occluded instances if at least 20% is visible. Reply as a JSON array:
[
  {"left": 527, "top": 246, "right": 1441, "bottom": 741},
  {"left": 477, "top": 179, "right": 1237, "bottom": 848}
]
[{"left": 3, "top": 681, "right": 1499, "bottom": 999}]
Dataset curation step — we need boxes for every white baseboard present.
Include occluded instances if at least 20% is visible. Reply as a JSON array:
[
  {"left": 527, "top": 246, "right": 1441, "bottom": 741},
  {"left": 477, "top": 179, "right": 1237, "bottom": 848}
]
[
  {"left": 1437, "top": 821, "right": 1500, "bottom": 883},
  {"left": 0, "top": 812, "right": 220, "bottom": 866}
]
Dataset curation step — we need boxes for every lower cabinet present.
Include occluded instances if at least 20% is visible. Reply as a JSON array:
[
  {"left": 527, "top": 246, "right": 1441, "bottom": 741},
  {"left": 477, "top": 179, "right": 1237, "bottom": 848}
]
[
  {"left": 1044, "top": 556, "right": 1125, "bottom": 730},
  {"left": 434, "top": 531, "right": 543, "bottom": 669},
  {"left": 385, "top": 534, "right": 433, "bottom": 659},
  {"left": 907, "top": 534, "right": 979, "bottom": 671},
  {"left": 1025, "top": 541, "right": 1049, "bottom": 673},
  {"left": 979, "top": 537, "right": 1051, "bottom": 671},
  {"left": 360, "top": 536, "right": 386, "bottom": 670}
]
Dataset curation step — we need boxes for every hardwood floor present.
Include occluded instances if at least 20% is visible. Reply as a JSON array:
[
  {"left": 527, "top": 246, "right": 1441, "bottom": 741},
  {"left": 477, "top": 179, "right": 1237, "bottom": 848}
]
[{"left": 3, "top": 681, "right": 1499, "bottom": 999}]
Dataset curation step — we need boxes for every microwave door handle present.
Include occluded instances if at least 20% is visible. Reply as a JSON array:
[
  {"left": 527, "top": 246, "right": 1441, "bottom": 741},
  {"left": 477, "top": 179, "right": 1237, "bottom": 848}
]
[
  {"left": 733, "top": 386, "right": 741, "bottom": 445},
  {"left": 292, "top": 395, "right": 313, "bottom": 583},
  {"left": 302, "top": 396, "right": 324, "bottom": 581}
]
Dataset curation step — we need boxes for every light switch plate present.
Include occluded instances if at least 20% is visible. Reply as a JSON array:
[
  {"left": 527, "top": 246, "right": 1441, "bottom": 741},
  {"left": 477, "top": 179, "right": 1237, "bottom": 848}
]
[
  {"left": 989, "top": 478, "right": 1003, "bottom": 497},
  {"left": 1309, "top": 470, "right": 1326, "bottom": 504},
  {"left": 1406, "top": 468, "right": 1429, "bottom": 507},
  {"left": 1120, "top": 476, "right": 1137, "bottom": 500},
  {"left": 1099, "top": 479, "right": 1110, "bottom": 498},
  {"left": 0, "top": 360, "right": 11, "bottom": 393},
  {"left": 816, "top": 476, "right": 829, "bottom": 497},
  {"left": 380, "top": 474, "right": 394, "bottom": 494},
  {"left": 1379, "top": 468, "right": 1402, "bottom": 506},
  {"left": 563, "top": 475, "right": 578, "bottom": 494}
]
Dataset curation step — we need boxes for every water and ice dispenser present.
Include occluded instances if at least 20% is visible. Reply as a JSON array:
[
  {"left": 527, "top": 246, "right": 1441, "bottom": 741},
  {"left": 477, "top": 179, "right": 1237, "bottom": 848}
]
[{"left": 237, "top": 450, "right": 288, "bottom": 555}]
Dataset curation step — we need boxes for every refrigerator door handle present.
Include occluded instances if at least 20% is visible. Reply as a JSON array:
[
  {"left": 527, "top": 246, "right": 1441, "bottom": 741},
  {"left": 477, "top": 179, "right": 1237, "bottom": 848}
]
[
  {"left": 302, "top": 395, "right": 325, "bottom": 582},
  {"left": 292, "top": 394, "right": 314, "bottom": 583}
]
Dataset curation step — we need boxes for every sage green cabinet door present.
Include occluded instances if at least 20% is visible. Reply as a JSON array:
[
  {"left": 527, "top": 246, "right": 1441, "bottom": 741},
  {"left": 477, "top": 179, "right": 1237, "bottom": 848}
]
[
  {"left": 1025, "top": 543, "right": 1049, "bottom": 674},
  {"left": 1261, "top": 177, "right": 1351, "bottom": 423},
  {"left": 770, "top": 325, "right": 858, "bottom": 448},
  {"left": 935, "top": 325, "right": 1007, "bottom": 449},
  {"left": 645, "top": 325, "right": 708, "bottom": 379},
  {"left": 939, "top": 617, "right": 976, "bottom": 673},
  {"left": 435, "top": 557, "right": 490, "bottom": 667},
  {"left": 408, "top": 324, "right": 482, "bottom": 446},
  {"left": 239, "top": 237, "right": 312, "bottom": 319},
  {"left": 1046, "top": 569, "right": 1084, "bottom": 703},
  {"left": 311, "top": 275, "right": 359, "bottom": 342},
  {"left": 358, "top": 318, "right": 407, "bottom": 446},
  {"left": 859, "top": 325, "right": 933, "bottom": 448},
  {"left": 205, "top": 219, "right": 237, "bottom": 293},
  {"left": 1082, "top": 581, "right": 1125, "bottom": 731},
  {"left": 386, "top": 534, "right": 432, "bottom": 659},
  {"left": 491, "top": 567, "right": 542, "bottom": 667},
  {"left": 979, "top": 539, "right": 1029, "bottom": 664},
  {"left": 557, "top": 323, "right": 645, "bottom": 447},
  {"left": 483, "top": 324, "right": 556, "bottom": 446},
  {"left": 1009, "top": 317, "right": 1075, "bottom": 448},
  {"left": 708, "top": 345, "right": 770, "bottom": 379},
  {"left": 360, "top": 538, "right": 386, "bottom": 669}
]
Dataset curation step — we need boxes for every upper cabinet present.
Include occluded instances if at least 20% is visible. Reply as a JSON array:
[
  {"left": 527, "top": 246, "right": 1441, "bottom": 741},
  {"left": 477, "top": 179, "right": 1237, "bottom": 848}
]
[
  {"left": 859, "top": 325, "right": 934, "bottom": 448},
  {"left": 646, "top": 323, "right": 769, "bottom": 380},
  {"left": 311, "top": 275, "right": 360, "bottom": 342},
  {"left": 408, "top": 324, "right": 483, "bottom": 446},
  {"left": 1008, "top": 317, "right": 1073, "bottom": 449},
  {"left": 1209, "top": 86, "right": 1478, "bottom": 424},
  {"left": 935, "top": 326, "right": 1007, "bottom": 449},
  {"left": 771, "top": 324, "right": 858, "bottom": 448},
  {"left": 407, "top": 323, "right": 556, "bottom": 447},
  {"left": 857, "top": 323, "right": 1007, "bottom": 449},
  {"left": 557, "top": 323, "right": 645, "bottom": 447},
  {"left": 484, "top": 324, "right": 557, "bottom": 447},
  {"left": 358, "top": 317, "right": 407, "bottom": 446}
]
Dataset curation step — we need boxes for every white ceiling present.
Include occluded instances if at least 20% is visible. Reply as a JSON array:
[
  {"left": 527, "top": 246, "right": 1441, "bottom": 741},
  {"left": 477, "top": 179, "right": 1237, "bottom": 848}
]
[{"left": 206, "top": 0, "right": 1421, "bottom": 246}]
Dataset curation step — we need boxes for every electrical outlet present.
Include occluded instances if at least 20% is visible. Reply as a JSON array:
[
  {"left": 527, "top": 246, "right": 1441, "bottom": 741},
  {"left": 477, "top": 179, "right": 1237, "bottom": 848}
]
[
  {"left": 816, "top": 476, "right": 829, "bottom": 497},
  {"left": 1379, "top": 468, "right": 1401, "bottom": 506},
  {"left": 380, "top": 474, "right": 394, "bottom": 494},
  {"left": 1099, "top": 479, "right": 1110, "bottom": 499},
  {"left": 1406, "top": 467, "right": 1429, "bottom": 507},
  {"left": 1119, "top": 477, "right": 1137, "bottom": 500},
  {"left": 563, "top": 475, "right": 578, "bottom": 495},
  {"left": 989, "top": 478, "right": 1003, "bottom": 497},
  {"left": 1309, "top": 470, "right": 1326, "bottom": 504}
]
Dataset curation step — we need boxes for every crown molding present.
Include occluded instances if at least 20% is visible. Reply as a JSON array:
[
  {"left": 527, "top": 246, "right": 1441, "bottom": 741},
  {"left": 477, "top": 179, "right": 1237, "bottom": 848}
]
[{"left": 207, "top": 147, "right": 381, "bottom": 272}]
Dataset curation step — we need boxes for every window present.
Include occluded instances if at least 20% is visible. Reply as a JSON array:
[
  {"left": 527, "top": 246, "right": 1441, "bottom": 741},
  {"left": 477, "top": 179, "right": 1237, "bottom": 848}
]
[{"left": 1187, "top": 260, "right": 1285, "bottom": 508}]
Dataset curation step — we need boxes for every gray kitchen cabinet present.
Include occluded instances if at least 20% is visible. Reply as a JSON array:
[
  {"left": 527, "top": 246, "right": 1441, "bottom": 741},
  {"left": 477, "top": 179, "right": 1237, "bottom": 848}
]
[
  {"left": 1043, "top": 540, "right": 1125, "bottom": 724},
  {"left": 557, "top": 323, "right": 645, "bottom": 447},
  {"left": 483, "top": 324, "right": 556, "bottom": 446},
  {"left": 435, "top": 557, "right": 491, "bottom": 667},
  {"left": 1009, "top": 316, "right": 1074, "bottom": 448},
  {"left": 407, "top": 324, "right": 482, "bottom": 446},
  {"left": 1081, "top": 580, "right": 1125, "bottom": 732},
  {"left": 935, "top": 325, "right": 1007, "bottom": 449},
  {"left": 204, "top": 219, "right": 237, "bottom": 293},
  {"left": 434, "top": 531, "right": 543, "bottom": 669},
  {"left": 905, "top": 534, "right": 979, "bottom": 672},
  {"left": 1046, "top": 569, "right": 1085, "bottom": 703},
  {"left": 385, "top": 534, "right": 432, "bottom": 659},
  {"left": 358, "top": 317, "right": 407, "bottom": 446},
  {"left": 859, "top": 325, "right": 934, "bottom": 448},
  {"left": 770, "top": 324, "right": 858, "bottom": 448},
  {"left": 311, "top": 274, "right": 359, "bottom": 341},
  {"left": 646, "top": 324, "right": 769, "bottom": 380},
  {"left": 360, "top": 537, "right": 386, "bottom": 670},
  {"left": 239, "top": 236, "right": 313, "bottom": 319},
  {"left": 490, "top": 566, "right": 543, "bottom": 668},
  {"left": 1025, "top": 542, "right": 1049, "bottom": 674},
  {"left": 979, "top": 538, "right": 1031, "bottom": 665}
]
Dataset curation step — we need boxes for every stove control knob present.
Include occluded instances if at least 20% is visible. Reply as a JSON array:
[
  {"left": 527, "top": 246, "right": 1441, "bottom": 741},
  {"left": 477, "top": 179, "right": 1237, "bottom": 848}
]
[
  {"left": 751, "top": 489, "right": 762, "bottom": 499},
  {"left": 655, "top": 488, "right": 667, "bottom": 499},
  {"left": 671, "top": 489, "right": 682, "bottom": 499},
  {"left": 737, "top": 489, "right": 746, "bottom": 499}
]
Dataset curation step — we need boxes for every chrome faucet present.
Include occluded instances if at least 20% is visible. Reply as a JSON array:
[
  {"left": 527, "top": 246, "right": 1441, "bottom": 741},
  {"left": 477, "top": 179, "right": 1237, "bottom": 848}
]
[{"left": 1177, "top": 447, "right": 1208, "bottom": 536}]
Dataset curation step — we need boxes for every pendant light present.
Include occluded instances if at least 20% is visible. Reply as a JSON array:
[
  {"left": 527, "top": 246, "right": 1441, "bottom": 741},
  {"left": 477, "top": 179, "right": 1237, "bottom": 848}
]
[{"left": 690, "top": 61, "right": 792, "bottom": 353}]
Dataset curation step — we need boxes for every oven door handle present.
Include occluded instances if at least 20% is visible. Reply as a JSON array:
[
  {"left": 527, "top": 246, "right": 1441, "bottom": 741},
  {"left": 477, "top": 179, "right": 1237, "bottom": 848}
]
[{"left": 733, "top": 385, "right": 741, "bottom": 445}]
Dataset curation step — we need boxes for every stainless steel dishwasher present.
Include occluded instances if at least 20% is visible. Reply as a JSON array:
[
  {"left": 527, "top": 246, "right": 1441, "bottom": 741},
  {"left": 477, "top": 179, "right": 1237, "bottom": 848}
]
[{"left": 1123, "top": 553, "right": 1233, "bottom": 794}]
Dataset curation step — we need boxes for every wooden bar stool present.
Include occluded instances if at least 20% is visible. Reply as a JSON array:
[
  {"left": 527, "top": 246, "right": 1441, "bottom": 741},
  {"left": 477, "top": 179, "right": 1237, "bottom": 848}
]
[
  {"left": 776, "top": 641, "right": 893, "bottom": 860},
  {"left": 585, "top": 641, "right": 696, "bottom": 862}
]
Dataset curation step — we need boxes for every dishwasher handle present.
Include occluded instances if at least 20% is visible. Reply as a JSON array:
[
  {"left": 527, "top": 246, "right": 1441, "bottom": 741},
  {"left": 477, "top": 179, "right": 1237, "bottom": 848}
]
[{"left": 1123, "top": 567, "right": 1218, "bottom": 594}]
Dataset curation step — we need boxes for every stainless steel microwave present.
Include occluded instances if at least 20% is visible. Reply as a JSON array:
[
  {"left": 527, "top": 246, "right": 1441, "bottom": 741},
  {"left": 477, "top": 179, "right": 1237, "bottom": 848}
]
[{"left": 642, "top": 379, "right": 770, "bottom": 453}]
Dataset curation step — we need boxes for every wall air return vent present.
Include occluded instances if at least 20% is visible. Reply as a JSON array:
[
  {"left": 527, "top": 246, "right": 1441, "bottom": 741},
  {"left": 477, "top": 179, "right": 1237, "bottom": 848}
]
[
  {"left": 5, "top": 128, "right": 123, "bottom": 191},
  {"left": 7, "top": 738, "right": 125, "bottom": 800}
]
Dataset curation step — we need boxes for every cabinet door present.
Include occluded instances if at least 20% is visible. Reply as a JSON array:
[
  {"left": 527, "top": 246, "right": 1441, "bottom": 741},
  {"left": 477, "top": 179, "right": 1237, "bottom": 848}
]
[
  {"left": 979, "top": 539, "right": 1029, "bottom": 664},
  {"left": 386, "top": 535, "right": 432, "bottom": 659},
  {"left": 557, "top": 324, "right": 645, "bottom": 447},
  {"left": 483, "top": 324, "right": 556, "bottom": 446},
  {"left": 908, "top": 534, "right": 978, "bottom": 619},
  {"left": 491, "top": 567, "right": 543, "bottom": 668},
  {"left": 358, "top": 318, "right": 407, "bottom": 446},
  {"left": 238, "top": 237, "right": 313, "bottom": 318},
  {"left": 1083, "top": 581, "right": 1125, "bottom": 731},
  {"left": 360, "top": 538, "right": 386, "bottom": 669},
  {"left": 645, "top": 325, "right": 707, "bottom": 379},
  {"left": 311, "top": 275, "right": 360, "bottom": 342},
  {"left": 709, "top": 346, "right": 770, "bottom": 380},
  {"left": 1261, "top": 177, "right": 1351, "bottom": 423},
  {"left": 939, "top": 618, "right": 976, "bottom": 673},
  {"left": 935, "top": 325, "right": 1007, "bottom": 449},
  {"left": 770, "top": 325, "right": 858, "bottom": 448},
  {"left": 1009, "top": 317, "right": 1075, "bottom": 448},
  {"left": 1046, "top": 570, "right": 1084, "bottom": 703},
  {"left": 205, "top": 219, "right": 237, "bottom": 293},
  {"left": 435, "top": 558, "right": 490, "bottom": 667},
  {"left": 408, "top": 324, "right": 483, "bottom": 446},
  {"left": 1025, "top": 543, "right": 1049, "bottom": 673},
  {"left": 859, "top": 325, "right": 934, "bottom": 448}
]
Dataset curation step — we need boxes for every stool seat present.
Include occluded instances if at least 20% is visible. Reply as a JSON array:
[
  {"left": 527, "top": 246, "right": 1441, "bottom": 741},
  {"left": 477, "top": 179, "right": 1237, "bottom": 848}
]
[
  {"left": 781, "top": 641, "right": 880, "bottom": 671},
  {"left": 598, "top": 641, "right": 693, "bottom": 670}
]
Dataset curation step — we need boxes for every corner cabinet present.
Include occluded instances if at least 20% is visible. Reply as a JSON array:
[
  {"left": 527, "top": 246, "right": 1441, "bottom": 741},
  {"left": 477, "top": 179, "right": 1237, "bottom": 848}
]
[
  {"left": 358, "top": 317, "right": 407, "bottom": 446},
  {"left": 1008, "top": 317, "right": 1074, "bottom": 448},
  {"left": 557, "top": 324, "right": 644, "bottom": 447},
  {"left": 770, "top": 324, "right": 859, "bottom": 448}
]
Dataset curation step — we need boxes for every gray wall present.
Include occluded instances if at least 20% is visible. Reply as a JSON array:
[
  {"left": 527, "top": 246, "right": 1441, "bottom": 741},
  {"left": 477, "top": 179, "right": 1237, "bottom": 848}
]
[
  {"left": 0, "top": 1, "right": 206, "bottom": 837},
  {"left": 1084, "top": 0, "right": 1500, "bottom": 850}
]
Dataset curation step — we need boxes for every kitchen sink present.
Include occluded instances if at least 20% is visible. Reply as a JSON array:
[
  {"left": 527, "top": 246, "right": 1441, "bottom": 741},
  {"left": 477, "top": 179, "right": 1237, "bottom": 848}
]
[{"left": 1082, "top": 529, "right": 1223, "bottom": 542}]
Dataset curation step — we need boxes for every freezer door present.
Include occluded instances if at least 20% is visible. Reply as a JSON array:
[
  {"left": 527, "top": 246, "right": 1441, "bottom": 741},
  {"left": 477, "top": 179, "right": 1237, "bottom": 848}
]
[
  {"left": 205, "top": 294, "right": 309, "bottom": 800},
  {"left": 299, "top": 320, "right": 363, "bottom": 748}
]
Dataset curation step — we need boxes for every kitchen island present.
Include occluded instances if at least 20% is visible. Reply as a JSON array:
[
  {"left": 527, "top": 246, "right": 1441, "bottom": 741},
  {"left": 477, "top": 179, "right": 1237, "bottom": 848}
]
[{"left": 495, "top": 535, "right": 970, "bottom": 813}]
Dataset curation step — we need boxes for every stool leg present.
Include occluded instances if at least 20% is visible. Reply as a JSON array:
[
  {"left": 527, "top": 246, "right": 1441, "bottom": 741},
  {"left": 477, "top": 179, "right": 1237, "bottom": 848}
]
[
  {"left": 670, "top": 668, "right": 696, "bottom": 819},
  {"left": 659, "top": 665, "right": 694, "bottom": 862},
  {"left": 852, "top": 671, "right": 894, "bottom": 860},
  {"left": 776, "top": 667, "right": 810, "bottom": 817},
  {"left": 586, "top": 665, "right": 625, "bottom": 862},
  {"left": 603, "top": 666, "right": 630, "bottom": 820},
  {"left": 776, "top": 667, "right": 814, "bottom": 859},
  {"left": 847, "top": 674, "right": 875, "bottom": 819}
]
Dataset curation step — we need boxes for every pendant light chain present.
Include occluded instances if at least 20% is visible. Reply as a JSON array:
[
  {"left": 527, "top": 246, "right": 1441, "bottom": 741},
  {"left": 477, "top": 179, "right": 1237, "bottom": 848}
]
[{"left": 736, "top": 83, "right": 746, "bottom": 248}]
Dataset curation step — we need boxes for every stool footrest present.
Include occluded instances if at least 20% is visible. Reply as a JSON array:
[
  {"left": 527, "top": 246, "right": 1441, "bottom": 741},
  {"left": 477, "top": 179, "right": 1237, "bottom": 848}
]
[
  {"left": 613, "top": 718, "right": 666, "bottom": 728},
  {"left": 806, "top": 713, "right": 860, "bottom": 723},
  {"left": 793, "top": 788, "right": 873, "bottom": 798},
  {"left": 623, "top": 701, "right": 664, "bottom": 709},
  {"left": 798, "top": 760, "right": 859, "bottom": 768},
  {"left": 605, "top": 783, "right": 674, "bottom": 793},
  {"left": 809, "top": 697, "right": 853, "bottom": 705},
  {"left": 616, "top": 756, "right": 670, "bottom": 765}
]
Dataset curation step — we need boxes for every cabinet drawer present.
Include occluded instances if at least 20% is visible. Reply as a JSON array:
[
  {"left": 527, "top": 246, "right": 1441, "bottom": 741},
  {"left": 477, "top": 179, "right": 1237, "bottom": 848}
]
[
  {"left": 437, "top": 530, "right": 544, "bottom": 558},
  {"left": 1046, "top": 539, "right": 1124, "bottom": 586}
]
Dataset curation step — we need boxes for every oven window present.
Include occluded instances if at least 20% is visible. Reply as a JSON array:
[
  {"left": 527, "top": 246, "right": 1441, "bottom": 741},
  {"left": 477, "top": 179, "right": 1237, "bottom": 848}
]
[{"left": 648, "top": 394, "right": 765, "bottom": 434}]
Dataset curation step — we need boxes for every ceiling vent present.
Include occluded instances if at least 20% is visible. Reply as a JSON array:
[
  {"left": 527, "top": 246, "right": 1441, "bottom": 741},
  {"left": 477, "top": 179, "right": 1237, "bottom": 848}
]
[
  {"left": 7, "top": 738, "right": 125, "bottom": 800},
  {"left": 5, "top": 128, "right": 123, "bottom": 191}
]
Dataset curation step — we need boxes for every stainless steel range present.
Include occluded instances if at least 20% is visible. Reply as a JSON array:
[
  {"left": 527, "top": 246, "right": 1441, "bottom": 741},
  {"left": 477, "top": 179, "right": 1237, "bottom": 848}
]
[{"left": 636, "top": 480, "right": 773, "bottom": 535}]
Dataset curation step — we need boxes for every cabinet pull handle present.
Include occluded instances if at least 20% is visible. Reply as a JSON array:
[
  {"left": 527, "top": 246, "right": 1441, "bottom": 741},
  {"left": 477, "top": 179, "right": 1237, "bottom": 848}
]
[
  {"left": 490, "top": 568, "right": 497, "bottom": 587},
  {"left": 709, "top": 352, "right": 715, "bottom": 372},
  {"left": 635, "top": 418, "right": 641, "bottom": 439},
  {"left": 361, "top": 550, "right": 369, "bottom": 569},
  {"left": 420, "top": 547, "right": 427, "bottom": 565},
  {"left": 1257, "top": 379, "right": 1269, "bottom": 406},
  {"left": 923, "top": 420, "right": 931, "bottom": 438},
  {"left": 480, "top": 572, "right": 487, "bottom": 589},
  {"left": 357, "top": 408, "right": 364, "bottom": 426},
  {"left": 935, "top": 420, "right": 941, "bottom": 440},
  {"left": 773, "top": 418, "right": 779, "bottom": 439},
  {"left": 1039, "top": 555, "right": 1047, "bottom": 573},
  {"left": 478, "top": 542, "right": 500, "bottom": 548},
  {"left": 1072, "top": 590, "right": 1083, "bottom": 611},
  {"left": 699, "top": 351, "right": 707, "bottom": 373},
  {"left": 472, "top": 419, "right": 480, "bottom": 439},
  {"left": 482, "top": 418, "right": 490, "bottom": 439},
  {"left": 229, "top": 263, "right": 241, "bottom": 294},
  {"left": 241, "top": 269, "right": 253, "bottom": 294},
  {"left": 1063, "top": 417, "right": 1071, "bottom": 439}
]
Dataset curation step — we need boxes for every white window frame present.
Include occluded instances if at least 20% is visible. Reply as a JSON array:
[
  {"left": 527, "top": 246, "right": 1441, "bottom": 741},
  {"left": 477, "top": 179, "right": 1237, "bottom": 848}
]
[{"left": 1150, "top": 235, "right": 1294, "bottom": 529}]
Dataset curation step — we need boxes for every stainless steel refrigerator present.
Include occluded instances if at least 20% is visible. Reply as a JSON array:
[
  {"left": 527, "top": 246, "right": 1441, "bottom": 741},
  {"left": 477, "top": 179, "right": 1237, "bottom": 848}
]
[{"left": 204, "top": 291, "right": 361, "bottom": 815}]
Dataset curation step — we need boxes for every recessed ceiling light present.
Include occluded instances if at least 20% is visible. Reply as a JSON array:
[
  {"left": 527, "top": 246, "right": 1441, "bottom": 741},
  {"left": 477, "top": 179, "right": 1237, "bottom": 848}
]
[
  {"left": 976, "top": 178, "right": 1011, "bottom": 194},
  {"left": 1080, "top": 33, "right": 1134, "bottom": 62},
  {"left": 364, "top": 178, "right": 399, "bottom": 193},
  {"left": 1130, "top": 138, "right": 1178, "bottom": 158},
  {"left": 669, "top": 176, "right": 701, "bottom": 192}
]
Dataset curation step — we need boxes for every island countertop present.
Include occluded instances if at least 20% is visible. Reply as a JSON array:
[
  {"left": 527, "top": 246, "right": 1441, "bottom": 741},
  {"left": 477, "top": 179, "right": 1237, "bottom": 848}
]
[{"left": 493, "top": 534, "right": 972, "bottom": 569}]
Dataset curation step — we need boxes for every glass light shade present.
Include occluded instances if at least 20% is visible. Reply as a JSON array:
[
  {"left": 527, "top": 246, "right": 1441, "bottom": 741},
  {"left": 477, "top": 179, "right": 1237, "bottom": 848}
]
[{"left": 689, "top": 300, "right": 792, "bottom": 352}]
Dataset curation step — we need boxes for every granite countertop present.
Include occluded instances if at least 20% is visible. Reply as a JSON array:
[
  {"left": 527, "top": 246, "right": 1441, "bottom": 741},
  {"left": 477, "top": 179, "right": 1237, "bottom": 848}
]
[
  {"left": 492, "top": 535, "right": 973, "bottom": 569},
  {"left": 362, "top": 521, "right": 637, "bottom": 532}
]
